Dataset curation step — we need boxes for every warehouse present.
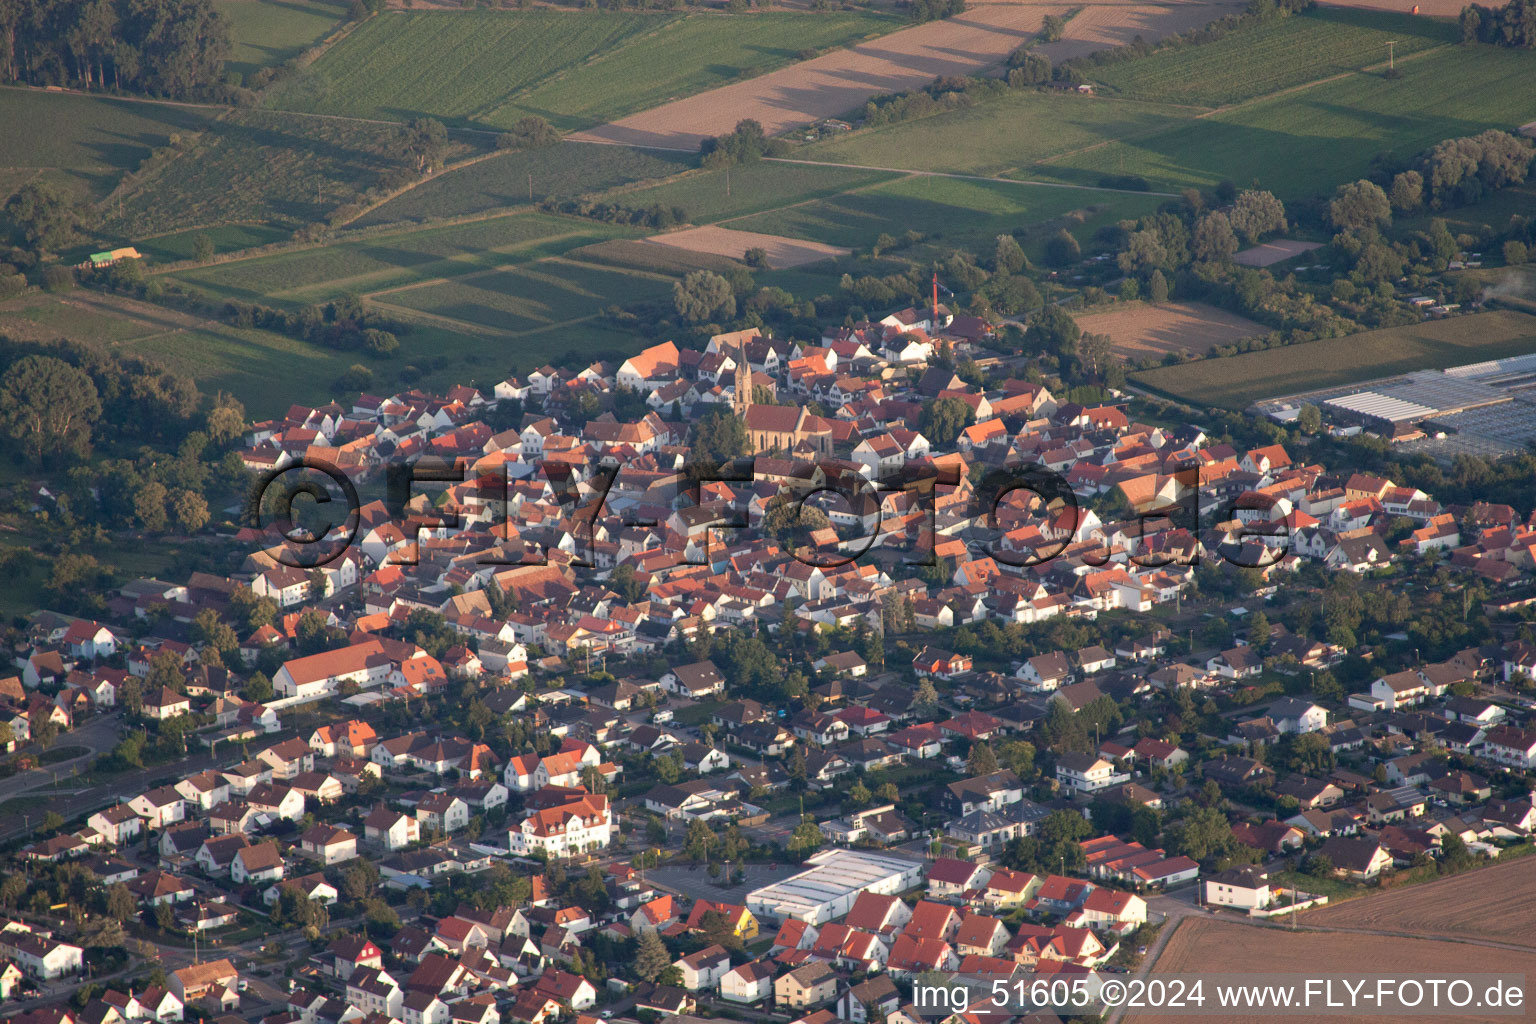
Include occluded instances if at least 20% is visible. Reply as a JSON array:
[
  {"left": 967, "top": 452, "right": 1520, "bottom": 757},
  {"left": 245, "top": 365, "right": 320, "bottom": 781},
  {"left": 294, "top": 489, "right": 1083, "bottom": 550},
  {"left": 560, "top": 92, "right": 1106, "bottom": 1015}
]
[{"left": 745, "top": 849, "right": 924, "bottom": 925}]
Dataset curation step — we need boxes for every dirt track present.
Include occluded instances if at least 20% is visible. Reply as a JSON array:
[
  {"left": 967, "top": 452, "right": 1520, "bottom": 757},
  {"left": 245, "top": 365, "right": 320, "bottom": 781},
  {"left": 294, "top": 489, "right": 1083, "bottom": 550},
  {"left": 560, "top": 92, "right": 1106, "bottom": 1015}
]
[{"left": 571, "top": 0, "right": 1244, "bottom": 149}]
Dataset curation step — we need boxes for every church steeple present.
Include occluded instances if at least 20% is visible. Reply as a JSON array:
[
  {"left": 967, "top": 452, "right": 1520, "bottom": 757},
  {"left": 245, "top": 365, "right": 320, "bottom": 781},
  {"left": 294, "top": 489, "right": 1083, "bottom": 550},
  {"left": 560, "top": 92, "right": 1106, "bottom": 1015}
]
[{"left": 733, "top": 340, "right": 752, "bottom": 417}]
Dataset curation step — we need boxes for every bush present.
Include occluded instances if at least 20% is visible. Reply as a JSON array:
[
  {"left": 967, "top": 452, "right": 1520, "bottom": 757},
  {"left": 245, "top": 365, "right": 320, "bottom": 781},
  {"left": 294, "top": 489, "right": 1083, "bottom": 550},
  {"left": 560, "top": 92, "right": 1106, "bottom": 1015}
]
[
  {"left": 41, "top": 265, "right": 74, "bottom": 292},
  {"left": 1506, "top": 240, "right": 1529, "bottom": 265}
]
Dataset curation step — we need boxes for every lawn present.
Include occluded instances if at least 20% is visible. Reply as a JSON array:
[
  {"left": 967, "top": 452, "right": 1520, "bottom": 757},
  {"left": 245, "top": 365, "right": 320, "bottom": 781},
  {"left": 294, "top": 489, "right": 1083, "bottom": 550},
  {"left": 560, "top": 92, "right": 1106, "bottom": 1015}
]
[
  {"left": 728, "top": 173, "right": 1162, "bottom": 253},
  {"left": 102, "top": 110, "right": 427, "bottom": 239},
  {"left": 1088, "top": 6, "right": 1455, "bottom": 107},
  {"left": 1037, "top": 43, "right": 1536, "bottom": 197},
  {"left": 266, "top": 9, "right": 897, "bottom": 130},
  {"left": 352, "top": 143, "right": 694, "bottom": 227},
  {"left": 376, "top": 258, "right": 674, "bottom": 334},
  {"left": 1131, "top": 310, "right": 1536, "bottom": 409},
  {"left": 217, "top": 0, "right": 348, "bottom": 81},
  {"left": 0, "top": 90, "right": 215, "bottom": 199},
  {"left": 170, "top": 211, "right": 622, "bottom": 306}
]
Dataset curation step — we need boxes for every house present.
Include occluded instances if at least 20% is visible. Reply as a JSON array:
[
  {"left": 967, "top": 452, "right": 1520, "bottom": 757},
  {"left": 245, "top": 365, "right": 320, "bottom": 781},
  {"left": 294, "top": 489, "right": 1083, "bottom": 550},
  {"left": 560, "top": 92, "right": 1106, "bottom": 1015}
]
[
  {"left": 1371, "top": 670, "right": 1431, "bottom": 710},
  {"left": 837, "top": 976, "right": 901, "bottom": 1023},
  {"left": 776, "top": 961, "right": 838, "bottom": 1009},
  {"left": 1317, "top": 836, "right": 1393, "bottom": 880},
  {"left": 169, "top": 959, "right": 239, "bottom": 1009},
  {"left": 685, "top": 900, "right": 758, "bottom": 941},
  {"left": 912, "top": 647, "right": 972, "bottom": 680},
  {"left": 0, "top": 925, "right": 83, "bottom": 979},
  {"left": 1203, "top": 866, "right": 1271, "bottom": 910},
  {"left": 415, "top": 793, "right": 471, "bottom": 834},
  {"left": 298, "top": 824, "right": 358, "bottom": 865},
  {"left": 674, "top": 944, "right": 730, "bottom": 991},
  {"left": 88, "top": 805, "right": 144, "bottom": 846},
  {"left": 926, "top": 857, "right": 990, "bottom": 900},
  {"left": 231, "top": 842, "right": 284, "bottom": 885},
  {"left": 1270, "top": 698, "right": 1328, "bottom": 734},
  {"left": 720, "top": 961, "right": 775, "bottom": 1004},
  {"left": 364, "top": 806, "right": 421, "bottom": 850},
  {"left": 532, "top": 968, "right": 596, "bottom": 1010},
  {"left": 1076, "top": 887, "right": 1147, "bottom": 933},
  {"left": 660, "top": 661, "right": 725, "bottom": 698},
  {"left": 1055, "top": 753, "right": 1129, "bottom": 794}
]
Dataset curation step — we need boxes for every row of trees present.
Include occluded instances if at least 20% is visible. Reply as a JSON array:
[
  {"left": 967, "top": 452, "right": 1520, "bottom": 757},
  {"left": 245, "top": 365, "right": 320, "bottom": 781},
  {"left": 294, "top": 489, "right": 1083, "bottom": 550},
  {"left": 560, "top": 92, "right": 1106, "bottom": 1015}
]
[
  {"left": 1460, "top": 0, "right": 1536, "bottom": 46},
  {"left": 0, "top": 0, "right": 232, "bottom": 99}
]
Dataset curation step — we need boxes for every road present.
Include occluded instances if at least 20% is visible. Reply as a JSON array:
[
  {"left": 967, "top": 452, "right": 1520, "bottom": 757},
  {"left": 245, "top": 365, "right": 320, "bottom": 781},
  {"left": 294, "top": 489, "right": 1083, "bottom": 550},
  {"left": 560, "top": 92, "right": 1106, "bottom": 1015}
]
[{"left": 0, "top": 715, "right": 123, "bottom": 802}]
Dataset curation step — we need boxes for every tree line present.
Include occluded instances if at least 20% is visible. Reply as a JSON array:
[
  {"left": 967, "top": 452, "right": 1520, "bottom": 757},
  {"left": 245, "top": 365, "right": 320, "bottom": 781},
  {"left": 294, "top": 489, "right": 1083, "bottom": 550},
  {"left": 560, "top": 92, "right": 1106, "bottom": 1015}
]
[
  {"left": 1460, "top": 0, "right": 1536, "bottom": 46},
  {"left": 0, "top": 0, "right": 232, "bottom": 99}
]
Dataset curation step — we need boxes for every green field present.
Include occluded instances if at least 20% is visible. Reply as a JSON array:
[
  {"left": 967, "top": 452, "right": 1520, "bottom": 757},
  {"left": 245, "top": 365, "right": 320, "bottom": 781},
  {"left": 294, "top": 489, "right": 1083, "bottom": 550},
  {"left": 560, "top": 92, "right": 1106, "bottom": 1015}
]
[
  {"left": 376, "top": 258, "right": 673, "bottom": 334},
  {"left": 218, "top": 0, "right": 348, "bottom": 81},
  {"left": 266, "top": 9, "right": 897, "bottom": 130},
  {"left": 134, "top": 223, "right": 293, "bottom": 262},
  {"left": 0, "top": 90, "right": 214, "bottom": 198},
  {"left": 799, "top": 91, "right": 1199, "bottom": 179},
  {"left": 170, "top": 211, "right": 618, "bottom": 305},
  {"left": 353, "top": 143, "right": 694, "bottom": 227},
  {"left": 606, "top": 160, "right": 902, "bottom": 225},
  {"left": 1089, "top": 7, "right": 1454, "bottom": 107},
  {"left": 103, "top": 110, "right": 433, "bottom": 238},
  {"left": 728, "top": 173, "right": 1163, "bottom": 254},
  {"left": 1040, "top": 44, "right": 1536, "bottom": 197},
  {"left": 1131, "top": 310, "right": 1536, "bottom": 409}
]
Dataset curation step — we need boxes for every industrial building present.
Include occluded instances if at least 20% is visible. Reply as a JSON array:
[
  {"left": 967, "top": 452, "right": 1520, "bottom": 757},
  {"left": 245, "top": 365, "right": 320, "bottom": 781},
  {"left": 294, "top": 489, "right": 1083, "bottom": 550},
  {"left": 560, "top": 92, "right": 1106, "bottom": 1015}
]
[{"left": 744, "top": 849, "right": 925, "bottom": 925}]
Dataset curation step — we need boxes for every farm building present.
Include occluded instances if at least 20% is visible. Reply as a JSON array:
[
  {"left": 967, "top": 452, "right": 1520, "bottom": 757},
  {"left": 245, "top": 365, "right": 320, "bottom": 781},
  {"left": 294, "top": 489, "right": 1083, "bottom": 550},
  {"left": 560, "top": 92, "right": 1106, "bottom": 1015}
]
[
  {"left": 745, "top": 849, "right": 924, "bottom": 925},
  {"left": 79, "top": 247, "right": 142, "bottom": 270}
]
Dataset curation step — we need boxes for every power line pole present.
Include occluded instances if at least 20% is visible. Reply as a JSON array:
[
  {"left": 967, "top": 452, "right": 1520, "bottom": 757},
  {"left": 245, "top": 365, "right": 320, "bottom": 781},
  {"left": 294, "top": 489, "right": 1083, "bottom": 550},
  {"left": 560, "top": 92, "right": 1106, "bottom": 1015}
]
[{"left": 1387, "top": 40, "right": 1397, "bottom": 70}]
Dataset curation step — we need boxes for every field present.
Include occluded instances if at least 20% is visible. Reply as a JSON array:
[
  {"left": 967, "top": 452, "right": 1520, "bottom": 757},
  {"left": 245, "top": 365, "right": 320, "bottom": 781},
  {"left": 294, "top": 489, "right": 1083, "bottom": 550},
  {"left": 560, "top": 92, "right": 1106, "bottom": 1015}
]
[
  {"left": 352, "top": 143, "right": 694, "bottom": 227},
  {"left": 727, "top": 173, "right": 1163, "bottom": 255},
  {"left": 574, "top": 0, "right": 1251, "bottom": 148},
  {"left": 1131, "top": 309, "right": 1536, "bottom": 409},
  {"left": 373, "top": 258, "right": 674, "bottom": 334},
  {"left": 266, "top": 9, "right": 899, "bottom": 130},
  {"left": 644, "top": 226, "right": 849, "bottom": 269},
  {"left": 1035, "top": 0, "right": 1248, "bottom": 62},
  {"left": 1233, "top": 239, "right": 1323, "bottom": 267},
  {"left": 783, "top": 8, "right": 1536, "bottom": 200},
  {"left": 0, "top": 90, "right": 214, "bottom": 199},
  {"left": 1305, "top": 857, "right": 1536, "bottom": 947},
  {"left": 217, "top": 0, "right": 348, "bottom": 81},
  {"left": 565, "top": 238, "right": 743, "bottom": 276},
  {"left": 1140, "top": 917, "right": 1536, "bottom": 1024},
  {"left": 170, "top": 211, "right": 620, "bottom": 306},
  {"left": 1088, "top": 7, "right": 1453, "bottom": 106},
  {"left": 103, "top": 110, "right": 421, "bottom": 238},
  {"left": 1074, "top": 300, "right": 1267, "bottom": 359}
]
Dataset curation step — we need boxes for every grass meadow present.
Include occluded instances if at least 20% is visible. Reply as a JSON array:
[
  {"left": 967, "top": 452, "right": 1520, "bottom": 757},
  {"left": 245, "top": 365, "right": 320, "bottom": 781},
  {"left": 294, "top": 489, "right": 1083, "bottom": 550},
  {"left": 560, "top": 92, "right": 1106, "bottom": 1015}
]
[
  {"left": 266, "top": 9, "right": 897, "bottom": 130},
  {"left": 1131, "top": 310, "right": 1536, "bottom": 409},
  {"left": 217, "top": 0, "right": 348, "bottom": 81}
]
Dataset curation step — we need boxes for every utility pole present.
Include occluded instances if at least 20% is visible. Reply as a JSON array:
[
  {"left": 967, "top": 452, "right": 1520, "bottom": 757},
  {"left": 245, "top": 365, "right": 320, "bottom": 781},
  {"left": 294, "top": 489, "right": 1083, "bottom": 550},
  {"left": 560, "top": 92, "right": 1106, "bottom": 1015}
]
[
  {"left": 725, "top": 164, "right": 731, "bottom": 198},
  {"left": 1387, "top": 40, "right": 1397, "bottom": 70},
  {"left": 528, "top": 173, "right": 533, "bottom": 201}
]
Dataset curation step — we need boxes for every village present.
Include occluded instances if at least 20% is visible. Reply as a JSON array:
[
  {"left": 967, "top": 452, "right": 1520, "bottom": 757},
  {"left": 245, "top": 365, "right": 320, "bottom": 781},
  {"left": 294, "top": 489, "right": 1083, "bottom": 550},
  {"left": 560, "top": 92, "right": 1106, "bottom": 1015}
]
[{"left": 3, "top": 305, "right": 1536, "bottom": 1024}]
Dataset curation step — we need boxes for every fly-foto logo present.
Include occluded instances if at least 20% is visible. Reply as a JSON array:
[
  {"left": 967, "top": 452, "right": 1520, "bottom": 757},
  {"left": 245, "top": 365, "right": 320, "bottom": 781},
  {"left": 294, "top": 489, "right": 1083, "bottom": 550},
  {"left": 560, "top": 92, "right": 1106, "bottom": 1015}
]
[{"left": 245, "top": 452, "right": 1285, "bottom": 572}]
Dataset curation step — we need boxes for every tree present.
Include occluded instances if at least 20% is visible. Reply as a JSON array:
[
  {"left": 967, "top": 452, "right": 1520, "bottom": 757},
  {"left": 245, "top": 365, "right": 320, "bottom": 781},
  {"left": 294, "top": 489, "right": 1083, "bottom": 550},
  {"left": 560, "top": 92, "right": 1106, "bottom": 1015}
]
[
  {"left": 0, "top": 355, "right": 101, "bottom": 463},
  {"left": 693, "top": 407, "right": 748, "bottom": 464},
  {"left": 914, "top": 677, "right": 939, "bottom": 708},
  {"left": 191, "top": 609, "right": 238, "bottom": 661},
  {"left": 401, "top": 118, "right": 448, "bottom": 173},
  {"left": 847, "top": 780, "right": 872, "bottom": 807},
  {"left": 787, "top": 819, "right": 823, "bottom": 858},
  {"left": 967, "top": 741, "right": 999, "bottom": 775},
  {"left": 1507, "top": 240, "right": 1529, "bottom": 265},
  {"left": 1297, "top": 403, "right": 1322, "bottom": 434},
  {"left": 1044, "top": 228, "right": 1081, "bottom": 267},
  {"left": 1228, "top": 189, "right": 1287, "bottom": 244},
  {"left": 1040, "top": 12, "right": 1065, "bottom": 40},
  {"left": 919, "top": 396, "right": 975, "bottom": 446},
  {"left": 3, "top": 181, "right": 81, "bottom": 253},
  {"left": 172, "top": 490, "right": 209, "bottom": 533},
  {"left": 673, "top": 270, "right": 737, "bottom": 323},
  {"left": 1389, "top": 170, "right": 1424, "bottom": 213},
  {"left": 1329, "top": 179, "right": 1392, "bottom": 233},
  {"left": 193, "top": 233, "right": 215, "bottom": 262},
  {"left": 994, "top": 233, "right": 1028, "bottom": 273},
  {"left": 1192, "top": 211, "right": 1239, "bottom": 262},
  {"left": 1146, "top": 269, "right": 1170, "bottom": 303},
  {"left": 635, "top": 929, "right": 671, "bottom": 981}
]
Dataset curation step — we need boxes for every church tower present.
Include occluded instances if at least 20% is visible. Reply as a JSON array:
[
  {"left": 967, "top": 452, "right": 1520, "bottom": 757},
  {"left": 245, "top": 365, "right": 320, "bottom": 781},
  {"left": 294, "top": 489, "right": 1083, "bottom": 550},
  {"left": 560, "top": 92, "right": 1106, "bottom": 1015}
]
[{"left": 733, "top": 340, "right": 752, "bottom": 417}]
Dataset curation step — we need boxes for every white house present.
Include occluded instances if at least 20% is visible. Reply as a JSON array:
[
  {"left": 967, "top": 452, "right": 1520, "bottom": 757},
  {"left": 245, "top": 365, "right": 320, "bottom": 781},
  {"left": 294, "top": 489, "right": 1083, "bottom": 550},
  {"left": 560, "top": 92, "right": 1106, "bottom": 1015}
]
[
  {"left": 674, "top": 945, "right": 731, "bottom": 992},
  {"left": 1054, "top": 753, "right": 1129, "bottom": 794},
  {"left": 0, "top": 925, "right": 83, "bottom": 979},
  {"left": 720, "top": 961, "right": 775, "bottom": 1003}
]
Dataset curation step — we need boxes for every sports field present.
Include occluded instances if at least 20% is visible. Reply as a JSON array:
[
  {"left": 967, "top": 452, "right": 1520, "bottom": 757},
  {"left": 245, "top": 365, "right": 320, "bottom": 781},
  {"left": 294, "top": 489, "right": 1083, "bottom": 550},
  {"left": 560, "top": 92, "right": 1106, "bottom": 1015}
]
[
  {"left": 266, "top": 9, "right": 898, "bottom": 130},
  {"left": 218, "top": 0, "right": 348, "bottom": 80},
  {"left": 1131, "top": 310, "right": 1536, "bottom": 409}
]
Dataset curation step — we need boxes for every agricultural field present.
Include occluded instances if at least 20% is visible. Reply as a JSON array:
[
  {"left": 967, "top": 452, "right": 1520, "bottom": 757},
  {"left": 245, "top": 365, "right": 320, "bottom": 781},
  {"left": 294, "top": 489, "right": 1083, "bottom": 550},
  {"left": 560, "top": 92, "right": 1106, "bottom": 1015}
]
[
  {"left": 565, "top": 238, "right": 744, "bottom": 277},
  {"left": 607, "top": 160, "right": 901, "bottom": 228},
  {"left": 1131, "top": 310, "right": 1536, "bottom": 409},
  {"left": 217, "top": 0, "right": 348, "bottom": 81},
  {"left": 644, "top": 226, "right": 849, "bottom": 269},
  {"left": 798, "top": 91, "right": 1200, "bottom": 179},
  {"left": 0, "top": 91, "right": 214, "bottom": 199},
  {"left": 1037, "top": 42, "right": 1536, "bottom": 197},
  {"left": 1305, "top": 856, "right": 1536, "bottom": 947},
  {"left": 373, "top": 258, "right": 674, "bottom": 334},
  {"left": 101, "top": 110, "right": 446, "bottom": 239},
  {"left": 727, "top": 173, "right": 1163, "bottom": 256},
  {"left": 1034, "top": 0, "right": 1248, "bottom": 63},
  {"left": 169, "top": 212, "right": 618, "bottom": 306},
  {"left": 133, "top": 224, "right": 293, "bottom": 263},
  {"left": 1074, "top": 300, "right": 1267, "bottom": 360},
  {"left": 352, "top": 144, "right": 694, "bottom": 227},
  {"left": 0, "top": 289, "right": 369, "bottom": 413},
  {"left": 1088, "top": 7, "right": 1453, "bottom": 107},
  {"left": 1141, "top": 917, "right": 1536, "bottom": 1024},
  {"left": 266, "top": 9, "right": 898, "bottom": 131}
]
